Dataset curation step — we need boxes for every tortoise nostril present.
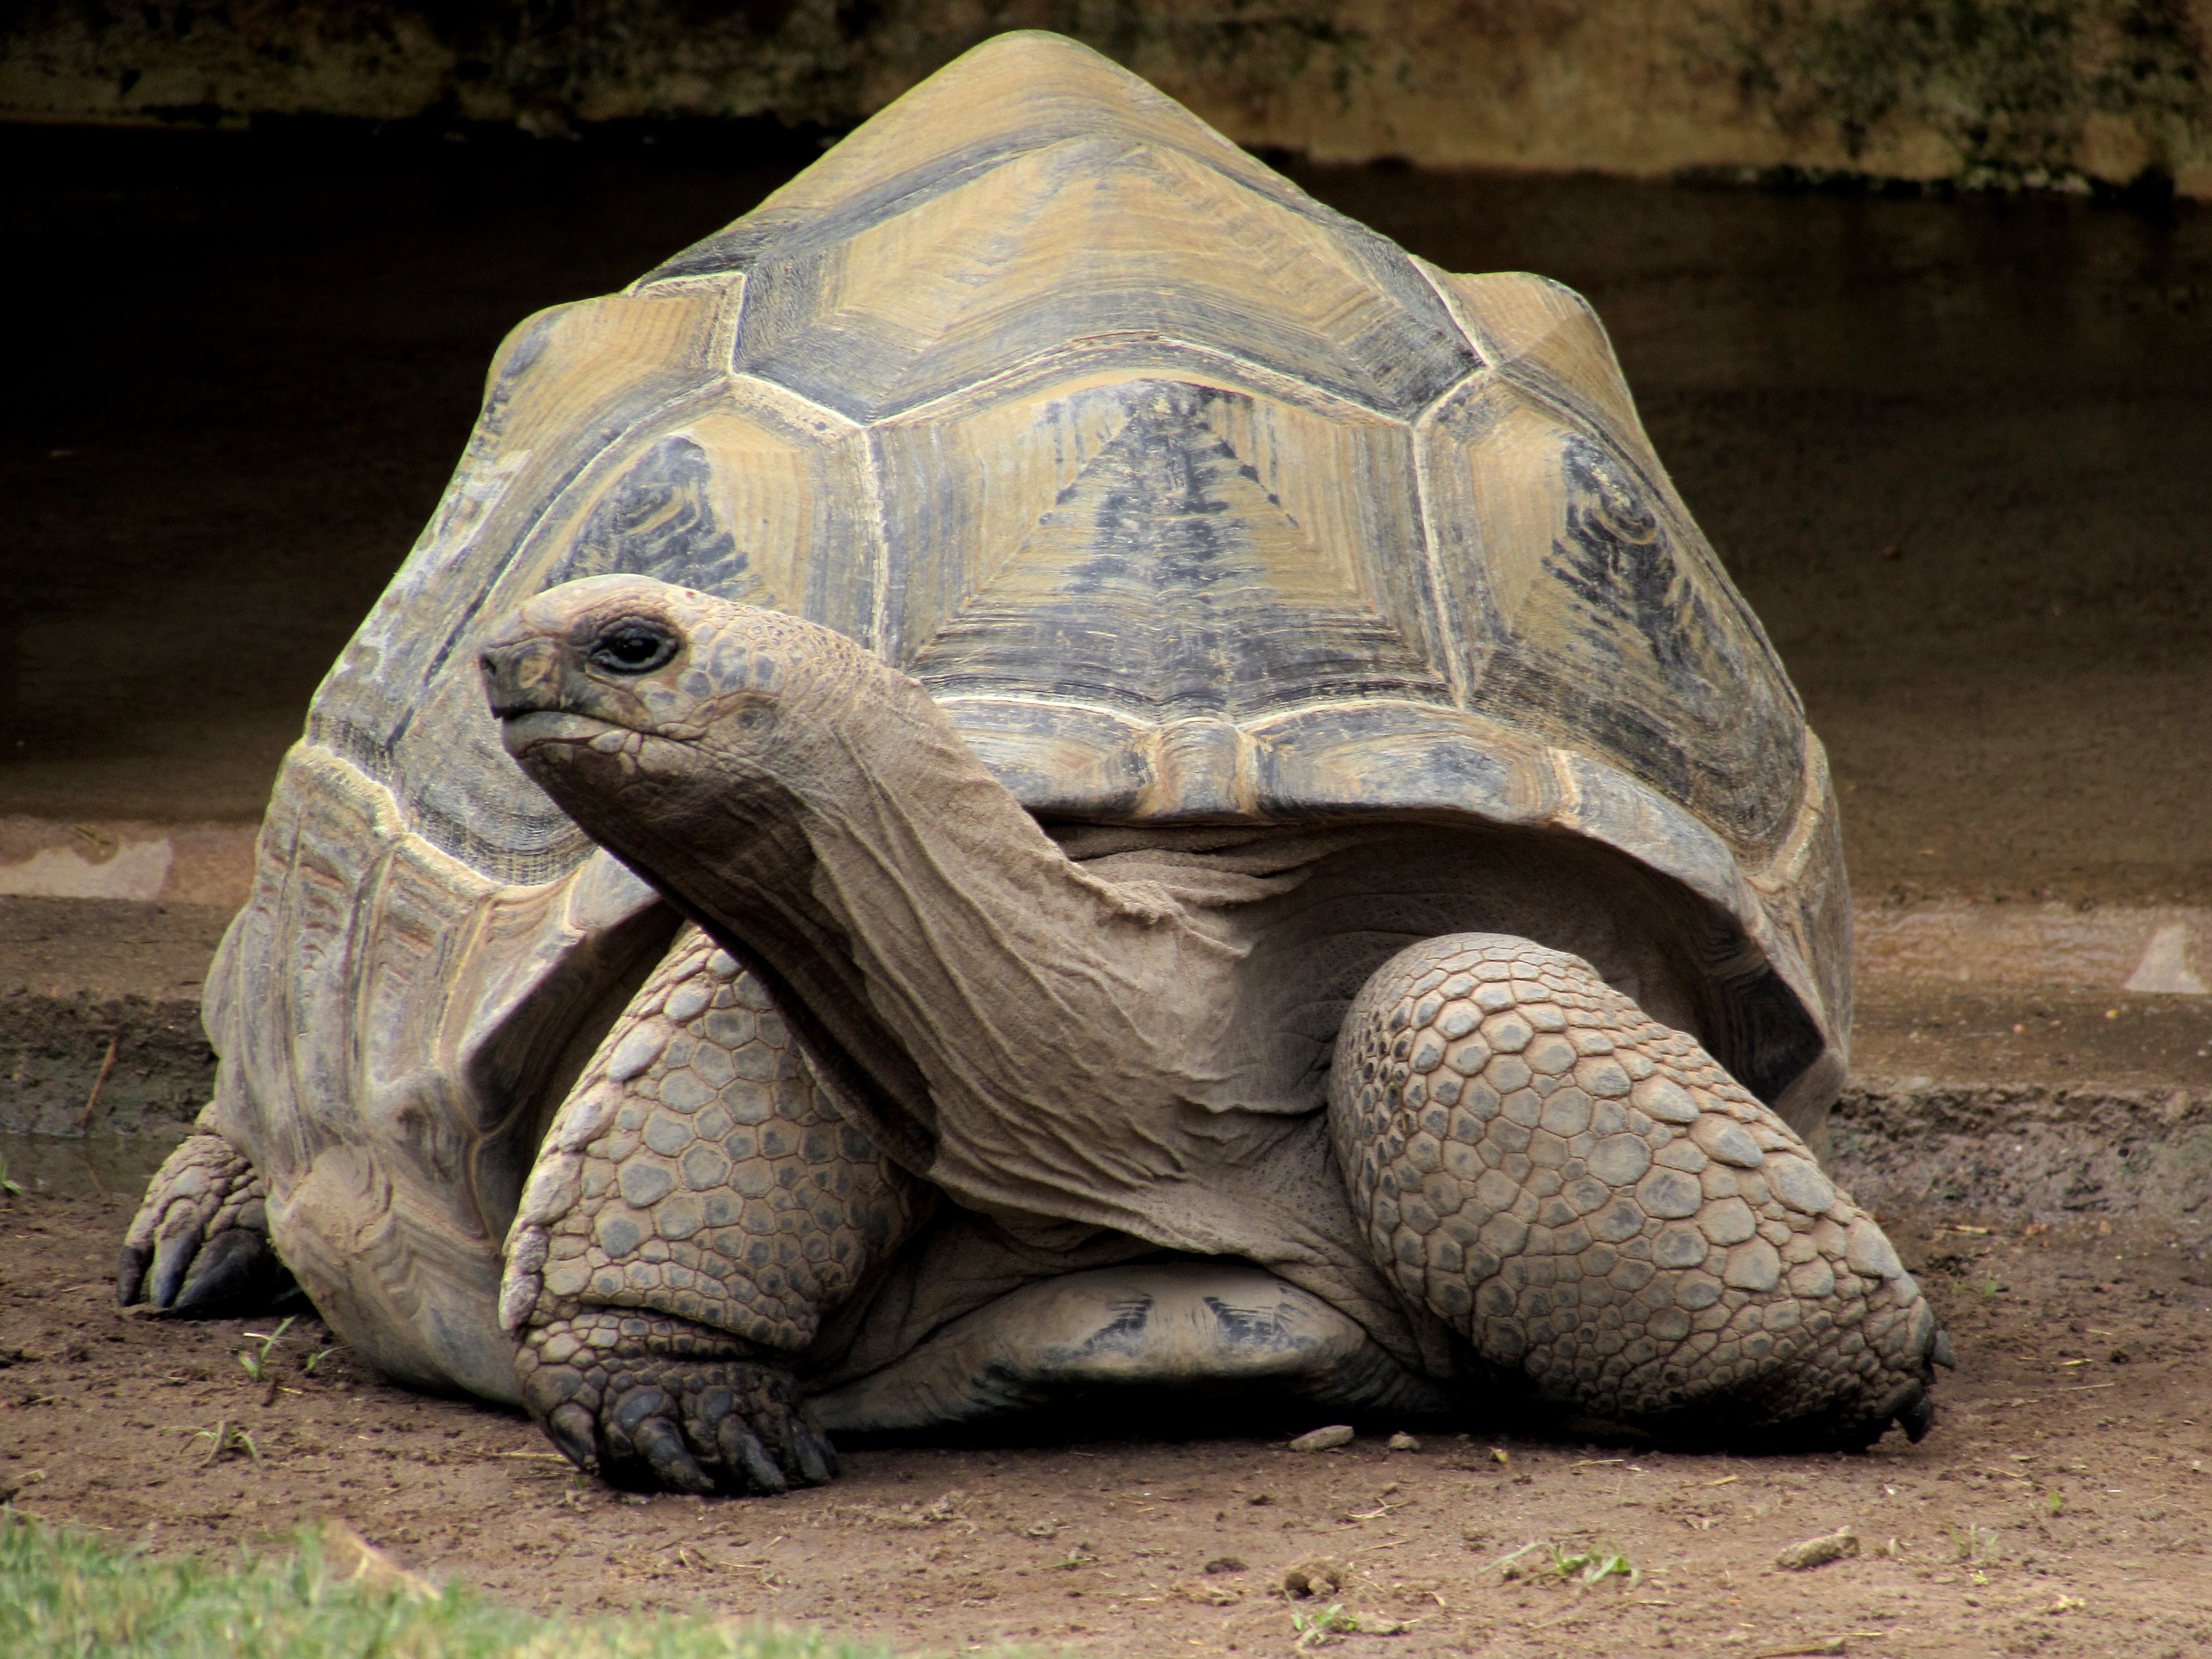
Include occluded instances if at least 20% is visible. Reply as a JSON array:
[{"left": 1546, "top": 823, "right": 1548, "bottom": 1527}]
[{"left": 482, "top": 639, "right": 568, "bottom": 717}]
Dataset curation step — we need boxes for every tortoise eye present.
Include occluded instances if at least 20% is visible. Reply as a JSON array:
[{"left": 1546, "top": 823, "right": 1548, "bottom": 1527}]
[{"left": 587, "top": 619, "right": 679, "bottom": 675}]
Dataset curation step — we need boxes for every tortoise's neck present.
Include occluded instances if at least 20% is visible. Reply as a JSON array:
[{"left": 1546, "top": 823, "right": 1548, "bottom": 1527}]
[{"left": 614, "top": 642, "right": 1246, "bottom": 1201}]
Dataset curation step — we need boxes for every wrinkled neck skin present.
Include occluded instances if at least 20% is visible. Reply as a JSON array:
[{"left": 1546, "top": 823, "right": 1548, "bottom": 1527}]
[{"left": 519, "top": 627, "right": 1285, "bottom": 1246}]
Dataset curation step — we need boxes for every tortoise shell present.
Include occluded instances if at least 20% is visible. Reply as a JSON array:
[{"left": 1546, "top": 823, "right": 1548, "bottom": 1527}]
[{"left": 215, "top": 32, "right": 1845, "bottom": 1394}]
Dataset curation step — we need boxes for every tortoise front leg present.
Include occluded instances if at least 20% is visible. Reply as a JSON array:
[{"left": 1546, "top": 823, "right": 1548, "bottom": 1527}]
[
  {"left": 504, "top": 926, "right": 924, "bottom": 1494},
  {"left": 1331, "top": 933, "right": 1950, "bottom": 1449},
  {"left": 118, "top": 1121, "right": 296, "bottom": 1314}
]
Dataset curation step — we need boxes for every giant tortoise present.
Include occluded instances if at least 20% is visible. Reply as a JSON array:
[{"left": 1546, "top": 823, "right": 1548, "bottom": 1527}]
[{"left": 122, "top": 30, "right": 1947, "bottom": 1494}]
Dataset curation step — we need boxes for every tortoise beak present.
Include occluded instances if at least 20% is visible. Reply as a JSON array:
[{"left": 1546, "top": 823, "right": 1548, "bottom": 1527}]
[{"left": 481, "top": 635, "right": 580, "bottom": 719}]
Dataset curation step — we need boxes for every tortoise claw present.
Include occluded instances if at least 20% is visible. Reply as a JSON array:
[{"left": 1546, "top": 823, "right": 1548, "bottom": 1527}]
[
  {"left": 634, "top": 1415, "right": 717, "bottom": 1495},
  {"left": 714, "top": 1416, "right": 790, "bottom": 1495},
  {"left": 546, "top": 1402, "right": 599, "bottom": 1469},
  {"left": 790, "top": 1421, "right": 838, "bottom": 1486},
  {"left": 1898, "top": 1382, "right": 1938, "bottom": 1443},
  {"left": 517, "top": 1311, "right": 836, "bottom": 1496},
  {"left": 121, "top": 1134, "right": 296, "bottom": 1316},
  {"left": 148, "top": 1218, "right": 205, "bottom": 1308},
  {"left": 116, "top": 1243, "right": 153, "bottom": 1309},
  {"left": 173, "top": 1226, "right": 280, "bottom": 1314}
]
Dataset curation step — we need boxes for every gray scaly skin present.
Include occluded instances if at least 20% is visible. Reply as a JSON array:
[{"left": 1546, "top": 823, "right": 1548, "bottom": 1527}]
[
  {"left": 482, "top": 572, "right": 1948, "bottom": 1472},
  {"left": 118, "top": 1129, "right": 294, "bottom": 1315},
  {"left": 1333, "top": 935, "right": 1943, "bottom": 1447},
  {"left": 503, "top": 925, "right": 922, "bottom": 1493}
]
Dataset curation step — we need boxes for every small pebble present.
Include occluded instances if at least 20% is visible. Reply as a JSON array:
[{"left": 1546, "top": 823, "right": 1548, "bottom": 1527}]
[
  {"left": 1775, "top": 1528, "right": 1859, "bottom": 1571},
  {"left": 1174, "top": 1578, "right": 1241, "bottom": 1606},
  {"left": 1282, "top": 1558, "right": 1349, "bottom": 1598},
  {"left": 1288, "top": 1424, "right": 1355, "bottom": 1452},
  {"left": 1386, "top": 1431, "right": 1421, "bottom": 1452}
]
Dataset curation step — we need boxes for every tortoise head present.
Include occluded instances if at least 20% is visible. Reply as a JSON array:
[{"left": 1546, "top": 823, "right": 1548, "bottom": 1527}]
[
  {"left": 479, "top": 575, "right": 887, "bottom": 845},
  {"left": 484, "top": 571, "right": 863, "bottom": 745}
]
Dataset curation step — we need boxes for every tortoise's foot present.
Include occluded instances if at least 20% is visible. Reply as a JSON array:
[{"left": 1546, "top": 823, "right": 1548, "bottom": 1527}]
[
  {"left": 1333, "top": 933, "right": 1950, "bottom": 1452},
  {"left": 118, "top": 1134, "right": 296, "bottom": 1315},
  {"left": 515, "top": 1311, "right": 837, "bottom": 1496}
]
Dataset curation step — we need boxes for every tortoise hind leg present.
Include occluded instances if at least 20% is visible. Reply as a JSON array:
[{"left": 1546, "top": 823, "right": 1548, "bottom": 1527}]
[
  {"left": 504, "top": 926, "right": 924, "bottom": 1494},
  {"left": 1331, "top": 933, "right": 1948, "bottom": 1449},
  {"left": 119, "top": 1124, "right": 299, "bottom": 1315}
]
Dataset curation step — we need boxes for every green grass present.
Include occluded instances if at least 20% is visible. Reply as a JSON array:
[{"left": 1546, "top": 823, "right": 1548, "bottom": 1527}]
[{"left": 0, "top": 1509, "right": 930, "bottom": 1659}]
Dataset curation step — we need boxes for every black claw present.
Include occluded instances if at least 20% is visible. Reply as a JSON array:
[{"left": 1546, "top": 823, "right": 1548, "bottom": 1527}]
[
  {"left": 547, "top": 1402, "right": 599, "bottom": 1470},
  {"left": 147, "top": 1225, "right": 202, "bottom": 1308},
  {"left": 717, "top": 1416, "right": 788, "bottom": 1495},
  {"left": 519, "top": 1317, "right": 837, "bottom": 1499},
  {"left": 791, "top": 1421, "right": 837, "bottom": 1486},
  {"left": 117, "top": 1244, "right": 152, "bottom": 1308},
  {"left": 172, "top": 1228, "right": 270, "bottom": 1316},
  {"left": 636, "top": 1417, "right": 716, "bottom": 1494},
  {"left": 1898, "top": 1385, "right": 1937, "bottom": 1443}
]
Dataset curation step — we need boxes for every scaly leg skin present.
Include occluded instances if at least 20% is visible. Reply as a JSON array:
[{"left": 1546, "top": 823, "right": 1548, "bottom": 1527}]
[
  {"left": 505, "top": 926, "right": 923, "bottom": 1494},
  {"left": 117, "top": 1130, "right": 295, "bottom": 1314},
  {"left": 1332, "top": 933, "right": 1950, "bottom": 1450},
  {"left": 518, "top": 1311, "right": 834, "bottom": 1495}
]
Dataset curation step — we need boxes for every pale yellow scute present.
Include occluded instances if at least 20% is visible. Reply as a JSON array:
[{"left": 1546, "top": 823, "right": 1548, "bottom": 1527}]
[
  {"left": 1416, "top": 377, "right": 1807, "bottom": 857},
  {"left": 738, "top": 138, "right": 1460, "bottom": 420},
  {"left": 495, "top": 286, "right": 734, "bottom": 454},
  {"left": 879, "top": 377, "right": 1447, "bottom": 717},
  {"left": 314, "top": 278, "right": 737, "bottom": 821},
  {"left": 523, "top": 401, "right": 825, "bottom": 618},
  {"left": 883, "top": 375, "right": 1415, "bottom": 646},
  {"left": 747, "top": 31, "right": 1290, "bottom": 229}
]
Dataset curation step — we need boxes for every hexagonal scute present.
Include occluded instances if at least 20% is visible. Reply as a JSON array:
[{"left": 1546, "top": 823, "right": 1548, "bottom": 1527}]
[
  {"left": 726, "top": 126, "right": 1474, "bottom": 425},
  {"left": 1412, "top": 291, "right": 1807, "bottom": 859},
  {"left": 645, "top": 31, "right": 1310, "bottom": 286},
  {"left": 874, "top": 374, "right": 1451, "bottom": 723}
]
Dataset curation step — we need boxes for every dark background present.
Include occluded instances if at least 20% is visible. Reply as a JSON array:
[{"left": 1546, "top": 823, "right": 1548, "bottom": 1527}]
[{"left": 5, "top": 117, "right": 2208, "bottom": 901}]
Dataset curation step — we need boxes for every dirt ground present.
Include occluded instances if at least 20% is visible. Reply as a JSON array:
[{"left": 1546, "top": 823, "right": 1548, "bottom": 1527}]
[
  {"left": 1849, "top": 982, "right": 2212, "bottom": 1097},
  {"left": 3, "top": 1167, "right": 2209, "bottom": 1659}
]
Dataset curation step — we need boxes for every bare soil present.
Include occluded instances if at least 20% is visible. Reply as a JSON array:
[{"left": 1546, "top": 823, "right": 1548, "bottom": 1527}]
[
  {"left": 3, "top": 1173, "right": 2210, "bottom": 1659},
  {"left": 0, "top": 899, "right": 226, "bottom": 1137},
  {"left": 1850, "top": 982, "right": 2212, "bottom": 1097}
]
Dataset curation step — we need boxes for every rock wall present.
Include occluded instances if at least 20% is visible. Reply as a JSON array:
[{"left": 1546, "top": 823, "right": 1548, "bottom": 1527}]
[{"left": 5, "top": 2, "right": 2208, "bottom": 197}]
